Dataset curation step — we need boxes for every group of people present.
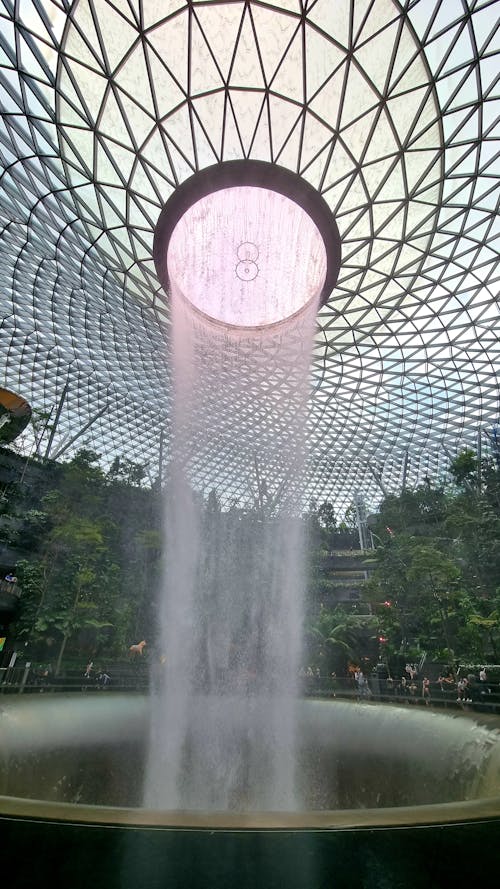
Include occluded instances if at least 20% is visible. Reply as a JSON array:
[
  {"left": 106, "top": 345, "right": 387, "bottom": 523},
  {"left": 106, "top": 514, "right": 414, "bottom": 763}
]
[
  {"left": 301, "top": 662, "right": 494, "bottom": 707},
  {"left": 438, "top": 667, "right": 491, "bottom": 704},
  {"left": 300, "top": 666, "right": 321, "bottom": 679},
  {"left": 351, "top": 662, "right": 430, "bottom": 702},
  {"left": 385, "top": 666, "right": 493, "bottom": 706},
  {"left": 386, "top": 672, "right": 431, "bottom": 703},
  {"left": 83, "top": 661, "right": 111, "bottom": 688},
  {"left": 81, "top": 641, "right": 148, "bottom": 688}
]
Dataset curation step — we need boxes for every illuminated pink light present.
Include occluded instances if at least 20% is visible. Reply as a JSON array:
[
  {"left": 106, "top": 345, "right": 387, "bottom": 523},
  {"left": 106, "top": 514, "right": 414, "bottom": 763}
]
[{"left": 166, "top": 186, "right": 327, "bottom": 328}]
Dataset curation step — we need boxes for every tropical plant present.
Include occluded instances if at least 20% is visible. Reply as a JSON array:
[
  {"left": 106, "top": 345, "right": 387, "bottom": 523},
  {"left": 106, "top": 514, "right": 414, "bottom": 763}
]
[{"left": 306, "top": 604, "right": 376, "bottom": 673}]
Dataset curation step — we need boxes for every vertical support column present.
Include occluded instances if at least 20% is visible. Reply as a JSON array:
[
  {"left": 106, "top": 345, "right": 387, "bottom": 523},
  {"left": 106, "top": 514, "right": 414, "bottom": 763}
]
[
  {"left": 158, "top": 428, "right": 166, "bottom": 486},
  {"left": 401, "top": 449, "right": 409, "bottom": 491},
  {"left": 477, "top": 427, "right": 482, "bottom": 492},
  {"left": 44, "top": 382, "right": 69, "bottom": 459},
  {"left": 51, "top": 403, "right": 110, "bottom": 461},
  {"left": 20, "top": 661, "right": 31, "bottom": 694},
  {"left": 354, "top": 492, "right": 370, "bottom": 552}
]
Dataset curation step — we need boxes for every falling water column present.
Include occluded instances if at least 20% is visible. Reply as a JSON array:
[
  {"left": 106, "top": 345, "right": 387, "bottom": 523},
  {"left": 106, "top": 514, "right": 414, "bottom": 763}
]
[{"left": 146, "top": 162, "right": 341, "bottom": 812}]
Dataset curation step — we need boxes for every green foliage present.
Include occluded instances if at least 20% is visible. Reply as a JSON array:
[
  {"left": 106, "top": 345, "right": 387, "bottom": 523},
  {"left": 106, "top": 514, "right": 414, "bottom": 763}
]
[
  {"left": 366, "top": 450, "right": 500, "bottom": 665},
  {"left": 304, "top": 499, "right": 349, "bottom": 554},
  {"left": 343, "top": 504, "right": 358, "bottom": 530},
  {"left": 7, "top": 443, "right": 500, "bottom": 677},
  {"left": 10, "top": 448, "right": 162, "bottom": 669},
  {"left": 317, "top": 501, "right": 337, "bottom": 534},
  {"left": 107, "top": 456, "right": 147, "bottom": 487},
  {"left": 305, "top": 604, "right": 376, "bottom": 673},
  {"left": 449, "top": 449, "right": 478, "bottom": 488}
]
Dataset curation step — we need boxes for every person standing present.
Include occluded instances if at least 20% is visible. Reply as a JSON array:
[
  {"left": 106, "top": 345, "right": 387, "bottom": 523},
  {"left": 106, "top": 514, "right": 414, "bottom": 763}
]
[
  {"left": 422, "top": 676, "right": 431, "bottom": 705},
  {"left": 96, "top": 669, "right": 111, "bottom": 689}
]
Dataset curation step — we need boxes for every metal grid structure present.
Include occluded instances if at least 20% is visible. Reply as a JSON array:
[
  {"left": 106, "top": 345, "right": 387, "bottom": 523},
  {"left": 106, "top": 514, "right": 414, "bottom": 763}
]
[{"left": 0, "top": 0, "right": 498, "bottom": 515}]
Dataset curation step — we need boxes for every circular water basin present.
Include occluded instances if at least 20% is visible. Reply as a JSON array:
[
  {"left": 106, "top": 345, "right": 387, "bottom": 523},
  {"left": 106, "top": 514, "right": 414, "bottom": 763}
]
[{"left": 0, "top": 695, "right": 499, "bottom": 887}]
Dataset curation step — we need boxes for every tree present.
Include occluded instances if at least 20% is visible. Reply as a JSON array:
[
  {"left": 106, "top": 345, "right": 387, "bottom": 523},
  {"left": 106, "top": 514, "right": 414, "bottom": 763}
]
[
  {"left": 107, "top": 456, "right": 147, "bottom": 487},
  {"left": 365, "top": 453, "right": 500, "bottom": 667},
  {"left": 10, "top": 448, "right": 161, "bottom": 668},
  {"left": 445, "top": 452, "right": 500, "bottom": 599},
  {"left": 306, "top": 604, "right": 376, "bottom": 674},
  {"left": 316, "top": 501, "right": 337, "bottom": 551},
  {"left": 449, "top": 449, "right": 478, "bottom": 488}
]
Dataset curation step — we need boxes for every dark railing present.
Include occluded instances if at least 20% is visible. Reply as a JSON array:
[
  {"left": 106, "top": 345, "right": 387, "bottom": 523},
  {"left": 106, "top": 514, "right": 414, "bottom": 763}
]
[
  {"left": 1, "top": 668, "right": 499, "bottom": 714},
  {"left": 0, "top": 681, "right": 149, "bottom": 695},
  {"left": 302, "top": 675, "right": 500, "bottom": 714},
  {"left": 0, "top": 666, "right": 149, "bottom": 695}
]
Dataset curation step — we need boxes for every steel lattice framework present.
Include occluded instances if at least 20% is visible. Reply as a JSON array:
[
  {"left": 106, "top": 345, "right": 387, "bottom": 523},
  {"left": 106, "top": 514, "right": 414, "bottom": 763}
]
[{"left": 0, "top": 0, "right": 499, "bottom": 514}]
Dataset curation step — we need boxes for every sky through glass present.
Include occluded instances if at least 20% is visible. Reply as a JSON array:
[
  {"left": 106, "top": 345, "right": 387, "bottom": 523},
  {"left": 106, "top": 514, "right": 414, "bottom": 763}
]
[{"left": 0, "top": 0, "right": 498, "bottom": 515}]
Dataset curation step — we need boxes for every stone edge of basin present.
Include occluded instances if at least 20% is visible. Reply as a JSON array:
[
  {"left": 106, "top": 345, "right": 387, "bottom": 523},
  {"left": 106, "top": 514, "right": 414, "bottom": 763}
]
[{"left": 1, "top": 795, "right": 500, "bottom": 831}]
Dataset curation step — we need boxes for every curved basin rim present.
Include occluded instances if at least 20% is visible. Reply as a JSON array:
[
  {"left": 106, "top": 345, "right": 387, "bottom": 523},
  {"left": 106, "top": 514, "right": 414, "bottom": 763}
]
[{"left": 1, "top": 794, "right": 500, "bottom": 830}]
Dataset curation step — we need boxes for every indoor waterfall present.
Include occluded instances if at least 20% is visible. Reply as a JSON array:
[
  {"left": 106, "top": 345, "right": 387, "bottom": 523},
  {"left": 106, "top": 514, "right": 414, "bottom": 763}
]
[{"left": 145, "top": 291, "right": 319, "bottom": 811}]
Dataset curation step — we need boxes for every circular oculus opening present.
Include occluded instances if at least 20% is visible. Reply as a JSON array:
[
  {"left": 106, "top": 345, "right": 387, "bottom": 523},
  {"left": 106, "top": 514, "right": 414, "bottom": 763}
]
[{"left": 154, "top": 162, "right": 341, "bottom": 329}]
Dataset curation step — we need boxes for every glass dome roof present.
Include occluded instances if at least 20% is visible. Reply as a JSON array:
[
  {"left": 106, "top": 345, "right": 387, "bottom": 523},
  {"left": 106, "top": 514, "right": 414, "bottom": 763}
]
[{"left": 0, "top": 0, "right": 498, "bottom": 514}]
